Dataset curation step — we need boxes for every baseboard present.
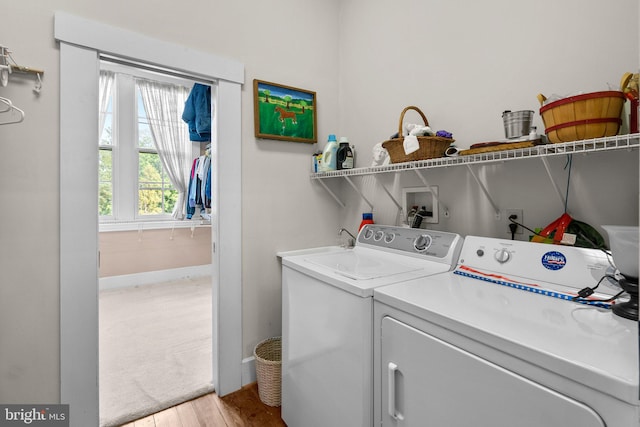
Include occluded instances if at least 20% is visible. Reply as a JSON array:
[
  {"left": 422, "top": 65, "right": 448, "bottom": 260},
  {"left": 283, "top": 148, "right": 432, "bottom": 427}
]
[
  {"left": 99, "top": 264, "right": 212, "bottom": 291},
  {"left": 241, "top": 356, "right": 256, "bottom": 386}
]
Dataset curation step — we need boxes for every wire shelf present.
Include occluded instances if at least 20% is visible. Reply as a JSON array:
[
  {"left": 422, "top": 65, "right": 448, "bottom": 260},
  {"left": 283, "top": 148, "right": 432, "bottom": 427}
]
[{"left": 311, "top": 133, "right": 640, "bottom": 180}]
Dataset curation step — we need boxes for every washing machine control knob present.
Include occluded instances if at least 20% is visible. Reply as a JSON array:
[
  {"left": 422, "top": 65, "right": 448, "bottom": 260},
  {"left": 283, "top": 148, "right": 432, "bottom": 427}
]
[
  {"left": 495, "top": 248, "right": 511, "bottom": 263},
  {"left": 413, "top": 234, "right": 433, "bottom": 252}
]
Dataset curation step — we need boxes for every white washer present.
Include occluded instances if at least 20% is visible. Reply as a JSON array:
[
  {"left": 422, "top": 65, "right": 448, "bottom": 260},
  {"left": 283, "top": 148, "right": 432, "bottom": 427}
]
[
  {"left": 281, "top": 224, "right": 463, "bottom": 427},
  {"left": 374, "top": 236, "right": 640, "bottom": 427}
]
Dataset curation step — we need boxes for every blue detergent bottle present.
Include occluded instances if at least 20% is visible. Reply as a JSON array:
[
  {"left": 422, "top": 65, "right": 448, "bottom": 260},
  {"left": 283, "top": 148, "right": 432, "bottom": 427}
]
[{"left": 320, "top": 134, "right": 339, "bottom": 171}]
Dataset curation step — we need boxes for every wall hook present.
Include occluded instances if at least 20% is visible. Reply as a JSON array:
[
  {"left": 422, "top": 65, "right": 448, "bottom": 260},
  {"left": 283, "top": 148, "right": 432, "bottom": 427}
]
[
  {"left": 33, "top": 73, "right": 42, "bottom": 94},
  {"left": 0, "top": 45, "right": 45, "bottom": 91},
  {"left": 0, "top": 65, "right": 9, "bottom": 87}
]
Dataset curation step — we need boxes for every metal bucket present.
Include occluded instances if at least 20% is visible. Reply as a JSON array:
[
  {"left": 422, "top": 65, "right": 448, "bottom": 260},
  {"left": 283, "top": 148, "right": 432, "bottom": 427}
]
[{"left": 502, "top": 110, "right": 534, "bottom": 139}]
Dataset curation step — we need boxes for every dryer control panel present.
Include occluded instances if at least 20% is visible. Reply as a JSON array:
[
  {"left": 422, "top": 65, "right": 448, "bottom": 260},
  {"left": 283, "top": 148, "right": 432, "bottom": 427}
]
[
  {"left": 357, "top": 224, "right": 462, "bottom": 261},
  {"left": 457, "top": 236, "right": 614, "bottom": 292}
]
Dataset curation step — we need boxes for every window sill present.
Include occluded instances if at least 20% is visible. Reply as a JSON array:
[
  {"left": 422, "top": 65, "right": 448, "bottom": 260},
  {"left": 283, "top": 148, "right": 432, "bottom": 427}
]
[{"left": 99, "top": 218, "right": 211, "bottom": 233}]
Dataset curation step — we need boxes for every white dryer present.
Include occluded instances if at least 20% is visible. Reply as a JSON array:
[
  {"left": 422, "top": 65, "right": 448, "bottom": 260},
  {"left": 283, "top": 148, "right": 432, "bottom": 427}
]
[
  {"left": 281, "top": 224, "right": 463, "bottom": 427},
  {"left": 373, "top": 236, "right": 639, "bottom": 427}
]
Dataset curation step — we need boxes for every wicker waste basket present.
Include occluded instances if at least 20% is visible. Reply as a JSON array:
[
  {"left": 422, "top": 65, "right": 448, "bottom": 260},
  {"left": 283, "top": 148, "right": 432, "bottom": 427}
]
[{"left": 254, "top": 336, "right": 282, "bottom": 407}]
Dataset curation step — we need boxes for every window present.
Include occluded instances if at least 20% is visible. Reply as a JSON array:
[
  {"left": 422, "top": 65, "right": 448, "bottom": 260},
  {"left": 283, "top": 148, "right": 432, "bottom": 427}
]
[
  {"left": 99, "top": 86, "right": 114, "bottom": 216},
  {"left": 136, "top": 89, "right": 178, "bottom": 216},
  {"left": 99, "top": 61, "right": 197, "bottom": 226}
]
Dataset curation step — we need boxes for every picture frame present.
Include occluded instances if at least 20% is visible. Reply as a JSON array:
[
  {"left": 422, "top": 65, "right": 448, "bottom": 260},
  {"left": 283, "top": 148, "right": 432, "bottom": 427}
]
[{"left": 253, "top": 79, "right": 317, "bottom": 143}]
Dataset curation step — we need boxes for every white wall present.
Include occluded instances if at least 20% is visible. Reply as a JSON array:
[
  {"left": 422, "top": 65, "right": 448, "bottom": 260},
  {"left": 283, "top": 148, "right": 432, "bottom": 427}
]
[
  {"left": 0, "top": 0, "right": 637, "bottom": 406},
  {"left": 1, "top": 0, "right": 341, "bottom": 404},
  {"left": 339, "top": 0, "right": 639, "bottom": 148},
  {"left": 336, "top": 0, "right": 639, "bottom": 238}
]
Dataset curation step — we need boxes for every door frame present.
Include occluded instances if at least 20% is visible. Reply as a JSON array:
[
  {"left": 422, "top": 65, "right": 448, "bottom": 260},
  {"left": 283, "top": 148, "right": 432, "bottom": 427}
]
[{"left": 55, "top": 12, "right": 244, "bottom": 427}]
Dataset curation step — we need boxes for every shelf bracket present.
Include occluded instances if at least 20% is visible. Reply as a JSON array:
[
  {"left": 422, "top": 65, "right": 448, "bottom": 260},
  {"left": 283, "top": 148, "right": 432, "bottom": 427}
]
[
  {"left": 465, "top": 164, "right": 500, "bottom": 218},
  {"left": 343, "top": 176, "right": 374, "bottom": 210},
  {"left": 539, "top": 157, "right": 566, "bottom": 209},
  {"left": 414, "top": 169, "right": 449, "bottom": 217},
  {"left": 373, "top": 175, "right": 402, "bottom": 210},
  {"left": 315, "top": 178, "right": 346, "bottom": 208}
]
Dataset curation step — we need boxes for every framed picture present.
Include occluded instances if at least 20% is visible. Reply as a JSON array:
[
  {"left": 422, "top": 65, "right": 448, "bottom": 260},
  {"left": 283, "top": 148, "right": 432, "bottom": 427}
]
[{"left": 253, "top": 79, "right": 317, "bottom": 143}]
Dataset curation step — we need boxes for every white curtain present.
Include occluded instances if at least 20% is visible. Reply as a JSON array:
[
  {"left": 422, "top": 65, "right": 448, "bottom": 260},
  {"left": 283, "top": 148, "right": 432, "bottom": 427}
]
[
  {"left": 98, "top": 70, "right": 114, "bottom": 137},
  {"left": 137, "top": 78, "right": 192, "bottom": 219}
]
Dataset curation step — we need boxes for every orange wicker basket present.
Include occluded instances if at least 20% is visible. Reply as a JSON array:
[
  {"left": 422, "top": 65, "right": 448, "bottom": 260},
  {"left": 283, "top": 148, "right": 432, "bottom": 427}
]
[
  {"left": 539, "top": 91, "right": 625, "bottom": 143},
  {"left": 382, "top": 106, "right": 453, "bottom": 163}
]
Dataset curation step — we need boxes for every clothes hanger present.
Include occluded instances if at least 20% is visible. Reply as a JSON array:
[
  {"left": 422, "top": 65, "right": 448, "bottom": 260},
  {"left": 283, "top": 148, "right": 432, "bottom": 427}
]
[
  {"left": 0, "top": 96, "right": 13, "bottom": 112},
  {"left": 0, "top": 96, "right": 25, "bottom": 125}
]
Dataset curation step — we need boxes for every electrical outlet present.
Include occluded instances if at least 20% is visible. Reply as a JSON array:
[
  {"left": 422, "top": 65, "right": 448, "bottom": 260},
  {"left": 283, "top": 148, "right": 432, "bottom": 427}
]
[{"left": 504, "top": 209, "right": 523, "bottom": 235}]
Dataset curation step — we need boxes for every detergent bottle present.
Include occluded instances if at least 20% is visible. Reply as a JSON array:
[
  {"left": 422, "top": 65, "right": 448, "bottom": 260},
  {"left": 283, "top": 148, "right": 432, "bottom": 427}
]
[
  {"left": 350, "top": 144, "right": 356, "bottom": 168},
  {"left": 336, "top": 137, "right": 354, "bottom": 170},
  {"left": 320, "top": 134, "right": 339, "bottom": 171},
  {"left": 359, "top": 213, "right": 374, "bottom": 231},
  {"left": 311, "top": 150, "right": 322, "bottom": 172}
]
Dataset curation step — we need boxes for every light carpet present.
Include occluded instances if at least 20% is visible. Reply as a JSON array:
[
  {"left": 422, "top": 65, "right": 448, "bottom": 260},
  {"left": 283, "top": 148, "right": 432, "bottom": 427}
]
[{"left": 99, "top": 276, "right": 213, "bottom": 427}]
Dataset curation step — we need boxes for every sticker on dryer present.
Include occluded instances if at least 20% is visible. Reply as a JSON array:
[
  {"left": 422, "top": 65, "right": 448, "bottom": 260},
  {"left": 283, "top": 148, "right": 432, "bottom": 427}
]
[{"left": 541, "top": 251, "right": 566, "bottom": 270}]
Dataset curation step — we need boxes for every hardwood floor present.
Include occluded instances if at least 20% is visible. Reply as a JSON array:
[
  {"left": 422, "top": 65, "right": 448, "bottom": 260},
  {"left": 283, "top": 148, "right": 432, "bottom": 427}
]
[{"left": 120, "top": 383, "right": 286, "bottom": 427}]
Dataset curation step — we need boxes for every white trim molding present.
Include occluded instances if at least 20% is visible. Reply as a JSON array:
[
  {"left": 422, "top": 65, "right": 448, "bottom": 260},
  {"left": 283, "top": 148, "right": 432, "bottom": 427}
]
[
  {"left": 241, "top": 357, "right": 257, "bottom": 386},
  {"left": 54, "top": 12, "right": 243, "bottom": 84},
  {"left": 56, "top": 12, "right": 244, "bottom": 427},
  {"left": 99, "top": 265, "right": 213, "bottom": 291}
]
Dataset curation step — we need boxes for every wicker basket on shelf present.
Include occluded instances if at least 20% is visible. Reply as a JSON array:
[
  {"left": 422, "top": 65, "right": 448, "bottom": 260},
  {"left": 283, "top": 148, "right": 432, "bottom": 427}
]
[
  {"left": 538, "top": 91, "right": 625, "bottom": 143},
  {"left": 254, "top": 336, "right": 282, "bottom": 407},
  {"left": 382, "top": 106, "right": 454, "bottom": 163}
]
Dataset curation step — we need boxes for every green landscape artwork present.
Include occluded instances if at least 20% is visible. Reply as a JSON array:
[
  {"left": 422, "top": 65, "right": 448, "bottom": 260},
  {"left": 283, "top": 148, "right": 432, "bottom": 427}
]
[{"left": 253, "top": 79, "right": 317, "bottom": 143}]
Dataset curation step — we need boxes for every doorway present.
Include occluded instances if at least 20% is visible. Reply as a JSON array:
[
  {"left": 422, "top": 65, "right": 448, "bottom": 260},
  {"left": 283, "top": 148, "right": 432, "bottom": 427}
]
[
  {"left": 97, "top": 60, "right": 215, "bottom": 425},
  {"left": 56, "top": 12, "right": 243, "bottom": 427}
]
